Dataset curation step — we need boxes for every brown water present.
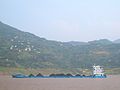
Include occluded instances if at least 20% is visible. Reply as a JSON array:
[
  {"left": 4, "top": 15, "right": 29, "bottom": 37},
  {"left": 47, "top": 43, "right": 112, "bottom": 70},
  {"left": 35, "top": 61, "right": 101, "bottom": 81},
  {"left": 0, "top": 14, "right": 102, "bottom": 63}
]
[{"left": 0, "top": 75, "right": 120, "bottom": 90}]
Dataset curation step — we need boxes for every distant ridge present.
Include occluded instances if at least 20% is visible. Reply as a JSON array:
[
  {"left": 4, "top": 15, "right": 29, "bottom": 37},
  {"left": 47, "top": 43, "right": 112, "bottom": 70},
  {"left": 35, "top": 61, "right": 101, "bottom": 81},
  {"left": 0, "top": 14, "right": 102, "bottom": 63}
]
[
  {"left": 114, "top": 39, "right": 120, "bottom": 43},
  {"left": 88, "top": 39, "right": 113, "bottom": 45}
]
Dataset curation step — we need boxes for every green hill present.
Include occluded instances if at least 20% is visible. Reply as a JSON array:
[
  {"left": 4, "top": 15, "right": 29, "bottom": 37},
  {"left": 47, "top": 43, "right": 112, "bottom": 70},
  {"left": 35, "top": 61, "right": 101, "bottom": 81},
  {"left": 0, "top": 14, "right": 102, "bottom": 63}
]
[{"left": 0, "top": 21, "right": 120, "bottom": 70}]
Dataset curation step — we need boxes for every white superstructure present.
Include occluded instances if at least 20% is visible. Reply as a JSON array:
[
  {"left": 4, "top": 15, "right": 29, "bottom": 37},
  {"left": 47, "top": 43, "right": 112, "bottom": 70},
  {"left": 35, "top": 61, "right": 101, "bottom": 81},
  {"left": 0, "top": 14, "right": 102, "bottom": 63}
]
[{"left": 93, "top": 65, "right": 104, "bottom": 76}]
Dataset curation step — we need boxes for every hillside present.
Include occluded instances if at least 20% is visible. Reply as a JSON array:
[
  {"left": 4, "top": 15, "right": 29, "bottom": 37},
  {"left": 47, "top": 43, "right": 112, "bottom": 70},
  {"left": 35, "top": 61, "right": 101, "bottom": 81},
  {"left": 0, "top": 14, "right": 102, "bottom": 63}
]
[{"left": 0, "top": 21, "right": 120, "bottom": 70}]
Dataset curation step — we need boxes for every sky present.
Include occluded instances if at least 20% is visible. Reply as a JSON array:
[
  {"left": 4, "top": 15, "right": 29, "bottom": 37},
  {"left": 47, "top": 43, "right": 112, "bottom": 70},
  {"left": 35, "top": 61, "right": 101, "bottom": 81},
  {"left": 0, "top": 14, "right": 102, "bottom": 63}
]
[{"left": 0, "top": 0, "right": 120, "bottom": 42}]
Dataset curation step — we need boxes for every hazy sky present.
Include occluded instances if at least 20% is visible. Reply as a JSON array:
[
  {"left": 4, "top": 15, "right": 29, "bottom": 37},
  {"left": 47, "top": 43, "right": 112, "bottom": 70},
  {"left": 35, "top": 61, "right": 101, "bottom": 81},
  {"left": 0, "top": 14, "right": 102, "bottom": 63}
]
[{"left": 0, "top": 0, "right": 120, "bottom": 42}]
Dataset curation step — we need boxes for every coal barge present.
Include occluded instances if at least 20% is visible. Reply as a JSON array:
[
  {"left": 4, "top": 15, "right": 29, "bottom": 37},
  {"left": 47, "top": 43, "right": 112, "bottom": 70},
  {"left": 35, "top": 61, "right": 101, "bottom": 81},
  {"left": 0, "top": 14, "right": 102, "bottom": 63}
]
[{"left": 12, "top": 65, "right": 107, "bottom": 78}]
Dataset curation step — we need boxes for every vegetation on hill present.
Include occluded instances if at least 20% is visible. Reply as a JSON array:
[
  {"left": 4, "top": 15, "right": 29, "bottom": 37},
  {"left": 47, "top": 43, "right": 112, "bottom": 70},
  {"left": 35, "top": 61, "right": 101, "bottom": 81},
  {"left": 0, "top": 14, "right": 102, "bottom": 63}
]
[{"left": 0, "top": 21, "right": 120, "bottom": 73}]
